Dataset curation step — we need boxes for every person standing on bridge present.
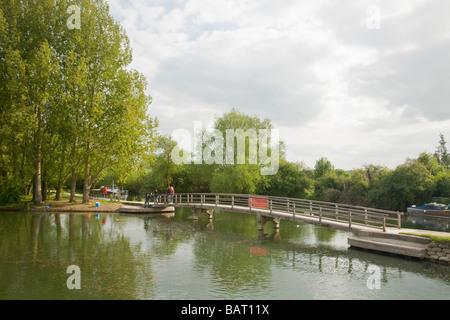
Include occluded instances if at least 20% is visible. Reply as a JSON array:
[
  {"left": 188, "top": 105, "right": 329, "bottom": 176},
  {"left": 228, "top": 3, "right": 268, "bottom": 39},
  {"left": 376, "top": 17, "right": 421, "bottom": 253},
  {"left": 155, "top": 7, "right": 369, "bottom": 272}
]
[
  {"left": 170, "top": 186, "right": 175, "bottom": 203},
  {"left": 154, "top": 189, "right": 159, "bottom": 204},
  {"left": 144, "top": 193, "right": 150, "bottom": 208}
]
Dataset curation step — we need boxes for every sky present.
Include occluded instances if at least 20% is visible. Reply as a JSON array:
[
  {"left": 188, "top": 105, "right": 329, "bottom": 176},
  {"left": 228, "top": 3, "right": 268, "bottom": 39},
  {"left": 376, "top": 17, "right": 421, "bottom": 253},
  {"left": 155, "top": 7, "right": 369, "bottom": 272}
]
[{"left": 106, "top": 0, "right": 450, "bottom": 170}]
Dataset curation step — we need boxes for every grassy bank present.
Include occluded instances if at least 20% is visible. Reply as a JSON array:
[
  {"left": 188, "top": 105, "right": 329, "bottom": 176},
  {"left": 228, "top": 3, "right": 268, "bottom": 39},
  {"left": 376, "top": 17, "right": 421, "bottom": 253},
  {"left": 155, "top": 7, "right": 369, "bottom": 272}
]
[
  {"left": 0, "top": 195, "right": 126, "bottom": 213},
  {"left": 400, "top": 232, "right": 450, "bottom": 243}
]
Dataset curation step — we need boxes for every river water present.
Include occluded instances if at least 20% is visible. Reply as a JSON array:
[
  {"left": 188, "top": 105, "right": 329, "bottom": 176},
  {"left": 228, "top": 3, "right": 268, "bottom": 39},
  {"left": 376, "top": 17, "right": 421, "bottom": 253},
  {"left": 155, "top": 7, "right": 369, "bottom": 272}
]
[{"left": 0, "top": 208, "right": 449, "bottom": 300}]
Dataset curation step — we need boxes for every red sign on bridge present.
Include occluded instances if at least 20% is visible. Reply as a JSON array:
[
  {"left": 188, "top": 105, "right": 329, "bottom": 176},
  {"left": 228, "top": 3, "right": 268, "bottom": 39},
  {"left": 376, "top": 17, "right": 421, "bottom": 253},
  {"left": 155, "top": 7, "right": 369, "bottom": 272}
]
[{"left": 249, "top": 197, "right": 268, "bottom": 209}]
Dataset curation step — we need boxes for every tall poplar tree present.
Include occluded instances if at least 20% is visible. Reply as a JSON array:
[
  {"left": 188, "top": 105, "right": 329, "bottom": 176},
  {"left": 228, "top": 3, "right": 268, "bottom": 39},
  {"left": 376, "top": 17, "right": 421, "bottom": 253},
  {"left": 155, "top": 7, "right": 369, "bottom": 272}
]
[
  {"left": 72, "top": 0, "right": 156, "bottom": 203},
  {"left": 435, "top": 133, "right": 449, "bottom": 169},
  {"left": 0, "top": 0, "right": 157, "bottom": 204}
]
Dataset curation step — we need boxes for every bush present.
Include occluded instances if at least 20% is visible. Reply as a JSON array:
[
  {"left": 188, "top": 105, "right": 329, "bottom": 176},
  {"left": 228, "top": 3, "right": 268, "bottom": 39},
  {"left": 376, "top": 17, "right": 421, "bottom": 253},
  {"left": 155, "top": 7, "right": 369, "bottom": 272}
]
[{"left": 0, "top": 185, "right": 23, "bottom": 205}]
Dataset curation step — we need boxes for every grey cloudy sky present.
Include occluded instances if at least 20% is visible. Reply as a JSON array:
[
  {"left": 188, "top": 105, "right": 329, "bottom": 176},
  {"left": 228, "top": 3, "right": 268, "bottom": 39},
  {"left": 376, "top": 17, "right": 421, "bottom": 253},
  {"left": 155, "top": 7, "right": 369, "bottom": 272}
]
[{"left": 107, "top": 0, "right": 450, "bottom": 170}]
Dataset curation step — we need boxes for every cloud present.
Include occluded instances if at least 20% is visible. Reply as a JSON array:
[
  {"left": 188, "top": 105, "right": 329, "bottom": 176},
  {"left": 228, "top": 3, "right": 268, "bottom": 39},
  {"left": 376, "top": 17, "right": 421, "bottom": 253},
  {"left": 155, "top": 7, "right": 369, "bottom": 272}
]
[
  {"left": 107, "top": 0, "right": 450, "bottom": 169},
  {"left": 155, "top": 26, "right": 333, "bottom": 126},
  {"left": 351, "top": 40, "right": 450, "bottom": 121}
]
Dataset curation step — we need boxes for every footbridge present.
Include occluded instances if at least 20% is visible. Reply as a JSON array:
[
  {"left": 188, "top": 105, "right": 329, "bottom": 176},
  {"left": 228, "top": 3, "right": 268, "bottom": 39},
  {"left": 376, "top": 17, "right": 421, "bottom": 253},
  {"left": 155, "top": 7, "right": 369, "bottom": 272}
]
[
  {"left": 166, "top": 193, "right": 403, "bottom": 233},
  {"left": 120, "top": 193, "right": 450, "bottom": 261}
]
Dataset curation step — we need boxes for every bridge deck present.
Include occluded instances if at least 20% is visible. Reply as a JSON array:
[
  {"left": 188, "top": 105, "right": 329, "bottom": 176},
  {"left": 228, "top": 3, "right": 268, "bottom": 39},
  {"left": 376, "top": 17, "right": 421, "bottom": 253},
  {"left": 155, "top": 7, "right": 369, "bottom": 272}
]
[{"left": 173, "top": 202, "right": 384, "bottom": 233}]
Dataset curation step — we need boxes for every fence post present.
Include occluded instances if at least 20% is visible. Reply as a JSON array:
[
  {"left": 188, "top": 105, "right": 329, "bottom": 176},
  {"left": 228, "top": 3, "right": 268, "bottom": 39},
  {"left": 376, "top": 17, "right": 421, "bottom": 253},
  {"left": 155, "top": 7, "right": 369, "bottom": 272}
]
[
  {"left": 215, "top": 195, "right": 219, "bottom": 207},
  {"left": 309, "top": 201, "right": 313, "bottom": 215},
  {"left": 319, "top": 207, "right": 322, "bottom": 224},
  {"left": 383, "top": 216, "right": 386, "bottom": 232},
  {"left": 364, "top": 208, "right": 368, "bottom": 225},
  {"left": 349, "top": 211, "right": 352, "bottom": 229},
  {"left": 293, "top": 202, "right": 296, "bottom": 217},
  {"left": 397, "top": 212, "right": 401, "bottom": 229},
  {"left": 231, "top": 195, "right": 234, "bottom": 209},
  {"left": 287, "top": 199, "right": 290, "bottom": 213},
  {"left": 249, "top": 197, "right": 252, "bottom": 212},
  {"left": 270, "top": 199, "right": 273, "bottom": 214},
  {"left": 335, "top": 204, "right": 339, "bottom": 220}
]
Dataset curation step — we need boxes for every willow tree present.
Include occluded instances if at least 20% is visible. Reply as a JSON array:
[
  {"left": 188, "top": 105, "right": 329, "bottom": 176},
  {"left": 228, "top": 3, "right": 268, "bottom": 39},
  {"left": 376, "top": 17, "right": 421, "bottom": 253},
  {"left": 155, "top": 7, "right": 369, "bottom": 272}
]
[{"left": 209, "top": 108, "right": 282, "bottom": 194}]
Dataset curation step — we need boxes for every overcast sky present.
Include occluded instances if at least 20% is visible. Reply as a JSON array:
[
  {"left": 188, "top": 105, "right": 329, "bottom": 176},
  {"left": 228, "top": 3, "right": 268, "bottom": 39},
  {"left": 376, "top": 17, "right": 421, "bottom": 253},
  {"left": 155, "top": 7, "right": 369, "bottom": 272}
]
[{"left": 106, "top": 0, "right": 450, "bottom": 170}]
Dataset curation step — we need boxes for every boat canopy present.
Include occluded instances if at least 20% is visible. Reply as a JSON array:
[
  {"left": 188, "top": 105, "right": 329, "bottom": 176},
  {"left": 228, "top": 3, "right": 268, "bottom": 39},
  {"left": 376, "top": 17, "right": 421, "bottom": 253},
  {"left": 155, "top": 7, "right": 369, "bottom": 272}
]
[{"left": 424, "top": 203, "right": 449, "bottom": 210}]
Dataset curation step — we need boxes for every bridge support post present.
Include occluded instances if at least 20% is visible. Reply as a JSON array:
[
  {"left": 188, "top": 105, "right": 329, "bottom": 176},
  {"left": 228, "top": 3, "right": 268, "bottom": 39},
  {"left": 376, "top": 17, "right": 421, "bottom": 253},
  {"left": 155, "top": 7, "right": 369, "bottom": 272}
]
[
  {"left": 192, "top": 208, "right": 214, "bottom": 221},
  {"left": 257, "top": 214, "right": 280, "bottom": 231}
]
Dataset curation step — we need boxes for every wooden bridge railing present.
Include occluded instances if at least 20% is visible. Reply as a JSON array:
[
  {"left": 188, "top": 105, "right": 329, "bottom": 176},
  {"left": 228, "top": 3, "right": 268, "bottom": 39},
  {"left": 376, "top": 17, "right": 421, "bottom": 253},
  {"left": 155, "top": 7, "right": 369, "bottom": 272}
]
[{"left": 168, "top": 193, "right": 403, "bottom": 231}]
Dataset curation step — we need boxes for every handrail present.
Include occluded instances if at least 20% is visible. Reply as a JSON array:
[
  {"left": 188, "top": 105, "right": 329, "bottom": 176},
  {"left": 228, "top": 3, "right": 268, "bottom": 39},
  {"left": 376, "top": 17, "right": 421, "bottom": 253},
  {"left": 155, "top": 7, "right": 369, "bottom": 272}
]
[{"left": 162, "top": 193, "right": 403, "bottom": 231}]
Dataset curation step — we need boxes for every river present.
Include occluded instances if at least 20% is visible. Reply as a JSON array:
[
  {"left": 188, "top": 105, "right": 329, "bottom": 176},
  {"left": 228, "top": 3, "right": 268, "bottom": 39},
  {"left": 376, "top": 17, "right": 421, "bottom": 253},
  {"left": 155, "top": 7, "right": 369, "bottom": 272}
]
[{"left": 0, "top": 208, "right": 449, "bottom": 300}]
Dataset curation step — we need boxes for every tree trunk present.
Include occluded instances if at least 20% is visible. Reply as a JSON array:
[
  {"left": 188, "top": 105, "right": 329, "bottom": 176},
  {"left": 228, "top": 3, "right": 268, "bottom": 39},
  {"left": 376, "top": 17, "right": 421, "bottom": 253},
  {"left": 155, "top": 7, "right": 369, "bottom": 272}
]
[
  {"left": 82, "top": 140, "right": 91, "bottom": 203},
  {"left": 69, "top": 135, "right": 79, "bottom": 203},
  {"left": 33, "top": 105, "right": 42, "bottom": 204},
  {"left": 33, "top": 158, "right": 42, "bottom": 203},
  {"left": 33, "top": 139, "right": 42, "bottom": 204},
  {"left": 42, "top": 179, "right": 47, "bottom": 201},
  {"left": 55, "top": 145, "right": 67, "bottom": 201},
  {"left": 70, "top": 166, "right": 77, "bottom": 203},
  {"left": 55, "top": 183, "right": 62, "bottom": 201}
]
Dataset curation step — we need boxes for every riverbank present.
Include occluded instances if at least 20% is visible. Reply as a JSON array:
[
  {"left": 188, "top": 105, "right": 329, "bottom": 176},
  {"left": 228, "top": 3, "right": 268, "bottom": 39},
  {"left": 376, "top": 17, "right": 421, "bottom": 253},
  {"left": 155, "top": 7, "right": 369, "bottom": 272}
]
[{"left": 0, "top": 199, "right": 125, "bottom": 213}]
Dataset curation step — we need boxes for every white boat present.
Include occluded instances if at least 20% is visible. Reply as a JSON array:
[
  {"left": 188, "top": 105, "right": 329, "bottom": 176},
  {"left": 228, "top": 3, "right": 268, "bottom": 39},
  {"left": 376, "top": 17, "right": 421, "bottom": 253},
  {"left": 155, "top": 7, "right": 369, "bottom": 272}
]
[{"left": 407, "top": 203, "right": 450, "bottom": 217}]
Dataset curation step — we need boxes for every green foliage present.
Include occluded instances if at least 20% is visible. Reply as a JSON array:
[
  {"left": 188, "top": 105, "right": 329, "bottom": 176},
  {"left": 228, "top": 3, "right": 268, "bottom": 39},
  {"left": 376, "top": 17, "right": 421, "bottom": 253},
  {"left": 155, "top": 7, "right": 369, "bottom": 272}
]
[
  {"left": 314, "top": 157, "right": 334, "bottom": 179},
  {"left": 149, "top": 135, "right": 180, "bottom": 190},
  {"left": 259, "top": 160, "right": 313, "bottom": 199},
  {"left": 434, "top": 133, "right": 449, "bottom": 168},
  {"left": 378, "top": 161, "right": 434, "bottom": 211},
  {"left": 210, "top": 165, "right": 261, "bottom": 194},
  {"left": 305, "top": 137, "right": 450, "bottom": 211},
  {"left": 314, "top": 170, "right": 343, "bottom": 200},
  {"left": 0, "top": 0, "right": 158, "bottom": 204},
  {"left": 0, "top": 184, "right": 23, "bottom": 205},
  {"left": 434, "top": 170, "right": 450, "bottom": 198}
]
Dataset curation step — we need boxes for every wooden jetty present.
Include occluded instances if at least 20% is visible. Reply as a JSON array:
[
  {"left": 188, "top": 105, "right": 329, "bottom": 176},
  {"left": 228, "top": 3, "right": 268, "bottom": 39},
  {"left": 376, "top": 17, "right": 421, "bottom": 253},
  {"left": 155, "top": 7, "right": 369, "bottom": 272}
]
[{"left": 119, "top": 202, "right": 175, "bottom": 214}]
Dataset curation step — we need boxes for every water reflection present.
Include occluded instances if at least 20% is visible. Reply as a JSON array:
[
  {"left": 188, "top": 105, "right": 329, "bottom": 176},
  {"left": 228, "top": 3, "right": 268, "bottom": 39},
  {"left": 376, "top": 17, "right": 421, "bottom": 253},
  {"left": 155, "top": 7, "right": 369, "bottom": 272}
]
[
  {"left": 0, "top": 209, "right": 449, "bottom": 300},
  {"left": 0, "top": 212, "right": 152, "bottom": 300},
  {"left": 403, "top": 214, "right": 450, "bottom": 232}
]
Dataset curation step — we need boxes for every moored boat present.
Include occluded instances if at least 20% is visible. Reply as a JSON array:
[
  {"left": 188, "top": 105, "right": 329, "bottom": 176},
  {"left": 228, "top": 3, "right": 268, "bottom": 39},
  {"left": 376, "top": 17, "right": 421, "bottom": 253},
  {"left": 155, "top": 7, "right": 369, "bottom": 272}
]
[{"left": 407, "top": 202, "right": 450, "bottom": 217}]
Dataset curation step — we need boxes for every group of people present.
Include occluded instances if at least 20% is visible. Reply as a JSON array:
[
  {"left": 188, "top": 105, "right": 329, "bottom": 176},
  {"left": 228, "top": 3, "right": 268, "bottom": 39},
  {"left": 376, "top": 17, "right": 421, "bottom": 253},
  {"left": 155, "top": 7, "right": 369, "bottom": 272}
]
[{"left": 144, "top": 186, "right": 175, "bottom": 208}]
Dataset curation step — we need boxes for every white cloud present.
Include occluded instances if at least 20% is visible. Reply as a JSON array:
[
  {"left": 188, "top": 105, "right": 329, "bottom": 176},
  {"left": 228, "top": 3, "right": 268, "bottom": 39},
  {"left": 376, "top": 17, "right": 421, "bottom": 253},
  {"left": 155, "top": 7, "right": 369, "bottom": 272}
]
[{"left": 107, "top": 0, "right": 450, "bottom": 169}]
